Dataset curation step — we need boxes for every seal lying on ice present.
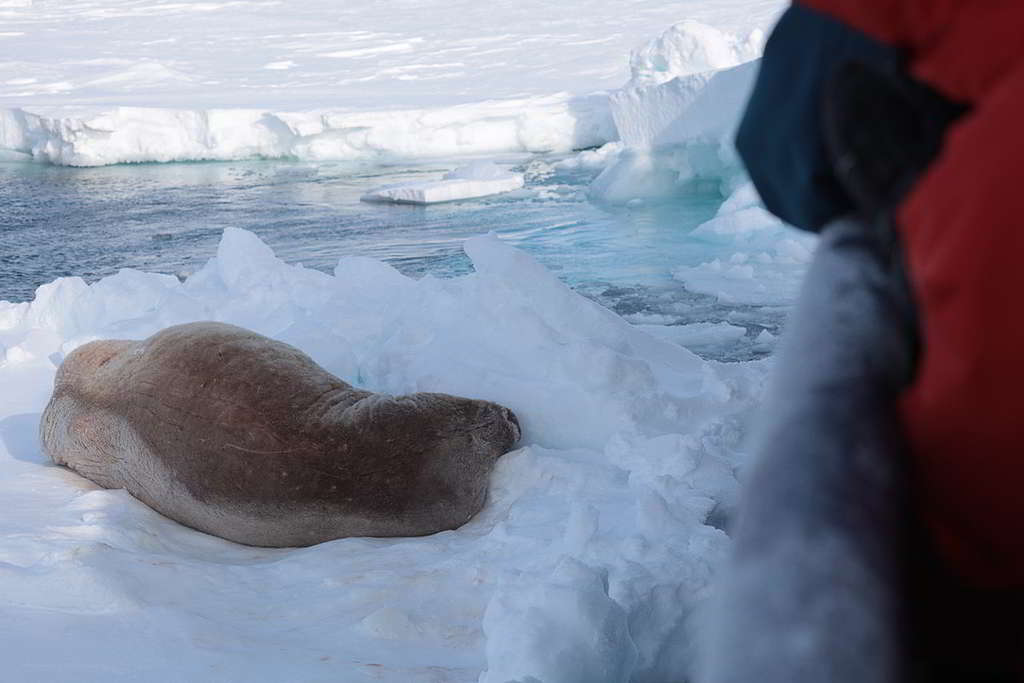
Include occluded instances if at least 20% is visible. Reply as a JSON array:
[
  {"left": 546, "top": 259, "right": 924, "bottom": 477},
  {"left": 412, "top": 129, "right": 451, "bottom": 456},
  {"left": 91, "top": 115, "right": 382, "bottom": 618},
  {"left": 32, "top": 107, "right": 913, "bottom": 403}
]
[{"left": 40, "top": 322, "right": 521, "bottom": 547}]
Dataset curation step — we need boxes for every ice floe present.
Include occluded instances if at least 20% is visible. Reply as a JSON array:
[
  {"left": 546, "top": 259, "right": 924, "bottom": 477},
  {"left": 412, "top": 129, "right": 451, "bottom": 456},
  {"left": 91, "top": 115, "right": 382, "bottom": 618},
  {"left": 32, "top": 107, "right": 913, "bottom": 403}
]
[{"left": 362, "top": 161, "right": 525, "bottom": 204}]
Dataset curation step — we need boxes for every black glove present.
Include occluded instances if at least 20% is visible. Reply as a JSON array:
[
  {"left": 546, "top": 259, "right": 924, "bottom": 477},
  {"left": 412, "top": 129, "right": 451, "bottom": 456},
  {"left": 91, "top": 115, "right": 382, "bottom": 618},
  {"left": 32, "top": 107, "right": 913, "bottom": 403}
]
[
  {"left": 821, "top": 62, "right": 968, "bottom": 387},
  {"left": 822, "top": 61, "right": 969, "bottom": 228}
]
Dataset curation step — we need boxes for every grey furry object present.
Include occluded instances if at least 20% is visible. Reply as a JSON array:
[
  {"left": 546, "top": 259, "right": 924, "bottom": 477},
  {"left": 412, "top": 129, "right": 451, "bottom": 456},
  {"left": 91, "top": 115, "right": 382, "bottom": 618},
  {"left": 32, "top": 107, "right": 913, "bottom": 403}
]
[{"left": 703, "top": 217, "right": 912, "bottom": 683}]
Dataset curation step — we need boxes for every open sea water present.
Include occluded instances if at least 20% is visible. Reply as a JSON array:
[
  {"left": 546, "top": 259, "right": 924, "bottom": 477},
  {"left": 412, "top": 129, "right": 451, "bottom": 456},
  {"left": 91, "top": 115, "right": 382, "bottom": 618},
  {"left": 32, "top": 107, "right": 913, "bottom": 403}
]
[{"left": 0, "top": 155, "right": 789, "bottom": 361}]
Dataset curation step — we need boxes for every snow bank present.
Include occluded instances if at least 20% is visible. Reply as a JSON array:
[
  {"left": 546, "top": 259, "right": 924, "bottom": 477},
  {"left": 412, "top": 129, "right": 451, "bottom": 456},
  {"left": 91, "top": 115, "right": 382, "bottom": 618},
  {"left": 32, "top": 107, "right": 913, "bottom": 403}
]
[
  {"left": 0, "top": 94, "right": 614, "bottom": 166},
  {"left": 362, "top": 161, "right": 525, "bottom": 204},
  {"left": 0, "top": 228, "right": 766, "bottom": 681}
]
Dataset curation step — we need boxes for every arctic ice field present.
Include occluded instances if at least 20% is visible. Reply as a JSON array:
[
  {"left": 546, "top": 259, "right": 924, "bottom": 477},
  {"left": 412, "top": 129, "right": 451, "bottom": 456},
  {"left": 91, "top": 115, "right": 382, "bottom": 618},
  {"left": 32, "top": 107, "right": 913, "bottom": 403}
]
[{"left": 0, "top": 0, "right": 810, "bottom": 681}]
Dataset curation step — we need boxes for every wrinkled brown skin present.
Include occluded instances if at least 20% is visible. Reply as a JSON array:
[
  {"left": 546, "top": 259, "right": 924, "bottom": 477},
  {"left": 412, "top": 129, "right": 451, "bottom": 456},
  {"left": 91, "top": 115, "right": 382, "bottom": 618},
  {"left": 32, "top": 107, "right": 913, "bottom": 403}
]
[{"left": 40, "top": 322, "right": 521, "bottom": 547}]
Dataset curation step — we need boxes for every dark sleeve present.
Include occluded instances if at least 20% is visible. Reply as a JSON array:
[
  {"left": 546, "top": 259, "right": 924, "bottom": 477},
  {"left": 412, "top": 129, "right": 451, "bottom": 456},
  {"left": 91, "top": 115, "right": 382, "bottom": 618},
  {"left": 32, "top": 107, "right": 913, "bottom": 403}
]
[{"left": 735, "top": 2, "right": 902, "bottom": 232}]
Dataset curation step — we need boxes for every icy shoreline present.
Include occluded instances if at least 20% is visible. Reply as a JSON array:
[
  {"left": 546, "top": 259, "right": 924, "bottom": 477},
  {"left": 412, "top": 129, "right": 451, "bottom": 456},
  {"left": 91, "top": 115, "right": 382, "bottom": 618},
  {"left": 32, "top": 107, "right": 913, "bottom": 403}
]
[{"left": 0, "top": 94, "right": 615, "bottom": 167}]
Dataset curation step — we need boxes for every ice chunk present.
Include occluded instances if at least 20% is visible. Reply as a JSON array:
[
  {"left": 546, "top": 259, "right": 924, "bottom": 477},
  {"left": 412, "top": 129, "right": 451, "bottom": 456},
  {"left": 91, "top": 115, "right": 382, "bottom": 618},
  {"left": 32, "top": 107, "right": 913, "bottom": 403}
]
[
  {"left": 25, "top": 277, "right": 90, "bottom": 336},
  {"left": 610, "top": 61, "right": 758, "bottom": 150},
  {"left": 442, "top": 160, "right": 514, "bottom": 181},
  {"left": 554, "top": 142, "right": 623, "bottom": 172},
  {"left": 754, "top": 329, "right": 777, "bottom": 348},
  {"left": 637, "top": 322, "right": 748, "bottom": 349},
  {"left": 587, "top": 147, "right": 684, "bottom": 202},
  {"left": 691, "top": 206, "right": 782, "bottom": 240},
  {"left": 362, "top": 161, "right": 525, "bottom": 204},
  {"left": 589, "top": 61, "right": 760, "bottom": 203},
  {"left": 628, "top": 20, "right": 764, "bottom": 88},
  {"left": 480, "top": 558, "right": 638, "bottom": 683},
  {"left": 717, "top": 181, "right": 762, "bottom": 215}
]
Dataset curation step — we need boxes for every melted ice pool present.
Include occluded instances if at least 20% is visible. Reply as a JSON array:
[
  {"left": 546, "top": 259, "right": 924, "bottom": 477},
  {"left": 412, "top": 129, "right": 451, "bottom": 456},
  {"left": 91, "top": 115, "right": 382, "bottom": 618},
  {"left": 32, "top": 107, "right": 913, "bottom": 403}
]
[{"left": 0, "top": 155, "right": 809, "bottom": 361}]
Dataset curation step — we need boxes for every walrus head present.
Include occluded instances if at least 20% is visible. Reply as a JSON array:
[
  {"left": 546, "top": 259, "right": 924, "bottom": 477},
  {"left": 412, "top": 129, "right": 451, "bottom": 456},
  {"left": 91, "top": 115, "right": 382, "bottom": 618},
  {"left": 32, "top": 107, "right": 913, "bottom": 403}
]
[
  {"left": 53, "top": 338, "right": 137, "bottom": 392},
  {"left": 468, "top": 399, "right": 521, "bottom": 451},
  {"left": 413, "top": 394, "right": 521, "bottom": 529},
  {"left": 342, "top": 391, "right": 521, "bottom": 462},
  {"left": 334, "top": 391, "right": 522, "bottom": 533}
]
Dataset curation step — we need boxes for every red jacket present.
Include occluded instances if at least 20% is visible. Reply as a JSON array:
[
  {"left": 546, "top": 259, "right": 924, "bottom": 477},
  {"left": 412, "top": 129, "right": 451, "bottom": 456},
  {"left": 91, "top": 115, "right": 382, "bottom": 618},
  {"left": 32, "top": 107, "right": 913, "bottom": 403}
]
[
  {"left": 801, "top": 0, "right": 1024, "bottom": 587},
  {"left": 802, "top": 0, "right": 1024, "bottom": 105}
]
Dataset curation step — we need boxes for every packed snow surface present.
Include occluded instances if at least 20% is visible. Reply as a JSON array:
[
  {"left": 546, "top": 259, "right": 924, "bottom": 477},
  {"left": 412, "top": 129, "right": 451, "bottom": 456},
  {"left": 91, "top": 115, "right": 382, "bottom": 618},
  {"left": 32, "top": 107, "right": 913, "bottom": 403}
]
[
  {"left": 0, "top": 0, "right": 785, "bottom": 165},
  {"left": 0, "top": 0, "right": 784, "bottom": 110},
  {"left": 0, "top": 228, "right": 769, "bottom": 681},
  {"left": 362, "top": 161, "right": 525, "bottom": 204}
]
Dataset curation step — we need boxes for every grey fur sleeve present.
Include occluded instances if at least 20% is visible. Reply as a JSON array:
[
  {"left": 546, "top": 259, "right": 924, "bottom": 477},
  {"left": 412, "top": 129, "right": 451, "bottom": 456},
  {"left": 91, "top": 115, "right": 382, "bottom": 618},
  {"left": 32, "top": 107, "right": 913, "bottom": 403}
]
[{"left": 701, "top": 217, "right": 913, "bottom": 683}]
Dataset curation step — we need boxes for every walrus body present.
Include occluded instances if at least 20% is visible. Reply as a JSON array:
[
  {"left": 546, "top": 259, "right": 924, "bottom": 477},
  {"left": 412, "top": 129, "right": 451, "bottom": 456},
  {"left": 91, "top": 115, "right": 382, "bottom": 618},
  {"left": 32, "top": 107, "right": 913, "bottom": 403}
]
[{"left": 41, "top": 322, "right": 521, "bottom": 547}]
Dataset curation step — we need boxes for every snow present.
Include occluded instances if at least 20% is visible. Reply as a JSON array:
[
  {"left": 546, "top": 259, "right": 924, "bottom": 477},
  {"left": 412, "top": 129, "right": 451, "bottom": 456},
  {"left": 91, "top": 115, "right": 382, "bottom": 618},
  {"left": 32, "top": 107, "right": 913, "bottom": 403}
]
[
  {"left": 0, "top": 0, "right": 783, "bottom": 111},
  {"left": 362, "top": 161, "right": 525, "bottom": 205},
  {"left": 0, "top": 0, "right": 785, "bottom": 166},
  {"left": 481, "top": 558, "right": 638, "bottom": 683},
  {"left": 0, "top": 228, "right": 768, "bottom": 681}
]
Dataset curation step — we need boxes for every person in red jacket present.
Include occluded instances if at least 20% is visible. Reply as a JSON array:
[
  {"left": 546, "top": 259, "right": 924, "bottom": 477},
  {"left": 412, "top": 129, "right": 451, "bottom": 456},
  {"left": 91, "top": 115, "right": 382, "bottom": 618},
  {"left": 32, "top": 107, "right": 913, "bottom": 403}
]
[
  {"left": 803, "top": 0, "right": 1024, "bottom": 592},
  {"left": 724, "top": 1, "right": 1024, "bottom": 680},
  {"left": 740, "top": 0, "right": 1024, "bottom": 591}
]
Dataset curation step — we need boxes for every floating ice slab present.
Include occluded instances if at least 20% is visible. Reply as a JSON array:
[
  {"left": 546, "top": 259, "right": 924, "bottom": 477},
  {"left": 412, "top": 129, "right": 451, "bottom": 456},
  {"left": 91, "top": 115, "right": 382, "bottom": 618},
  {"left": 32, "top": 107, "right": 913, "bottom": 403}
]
[{"left": 362, "top": 161, "right": 525, "bottom": 204}]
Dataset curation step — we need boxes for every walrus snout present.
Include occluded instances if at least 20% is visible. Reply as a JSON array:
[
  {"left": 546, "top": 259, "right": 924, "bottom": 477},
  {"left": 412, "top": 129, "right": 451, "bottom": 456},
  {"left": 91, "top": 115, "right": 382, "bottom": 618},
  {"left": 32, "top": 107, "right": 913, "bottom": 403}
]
[
  {"left": 56, "top": 339, "right": 135, "bottom": 387},
  {"left": 471, "top": 401, "right": 521, "bottom": 449},
  {"left": 503, "top": 407, "right": 522, "bottom": 444}
]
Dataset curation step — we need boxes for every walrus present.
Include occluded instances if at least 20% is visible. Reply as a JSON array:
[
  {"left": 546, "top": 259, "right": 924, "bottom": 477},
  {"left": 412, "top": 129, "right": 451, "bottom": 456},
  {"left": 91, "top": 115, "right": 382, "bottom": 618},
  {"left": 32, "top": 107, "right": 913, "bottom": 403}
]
[{"left": 40, "top": 322, "right": 521, "bottom": 547}]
